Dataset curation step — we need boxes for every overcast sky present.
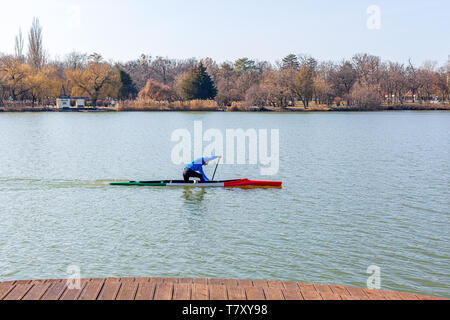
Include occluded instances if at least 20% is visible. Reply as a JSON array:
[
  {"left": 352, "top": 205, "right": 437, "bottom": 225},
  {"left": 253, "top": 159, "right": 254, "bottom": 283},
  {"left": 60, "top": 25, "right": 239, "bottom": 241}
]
[{"left": 0, "top": 0, "right": 448, "bottom": 65}]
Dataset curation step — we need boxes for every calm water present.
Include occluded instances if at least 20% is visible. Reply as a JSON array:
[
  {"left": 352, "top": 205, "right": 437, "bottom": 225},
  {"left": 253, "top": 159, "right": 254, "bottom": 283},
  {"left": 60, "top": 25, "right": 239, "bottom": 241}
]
[{"left": 0, "top": 111, "right": 449, "bottom": 298}]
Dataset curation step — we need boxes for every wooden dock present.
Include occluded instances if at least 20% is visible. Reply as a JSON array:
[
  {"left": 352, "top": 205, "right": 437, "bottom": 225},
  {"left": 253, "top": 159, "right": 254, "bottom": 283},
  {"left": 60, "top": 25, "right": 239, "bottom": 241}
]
[{"left": 0, "top": 278, "right": 444, "bottom": 300}]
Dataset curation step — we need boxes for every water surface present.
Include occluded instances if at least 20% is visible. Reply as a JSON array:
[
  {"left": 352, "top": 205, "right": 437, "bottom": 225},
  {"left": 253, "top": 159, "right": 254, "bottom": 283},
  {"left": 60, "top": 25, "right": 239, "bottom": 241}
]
[{"left": 0, "top": 111, "right": 448, "bottom": 298}]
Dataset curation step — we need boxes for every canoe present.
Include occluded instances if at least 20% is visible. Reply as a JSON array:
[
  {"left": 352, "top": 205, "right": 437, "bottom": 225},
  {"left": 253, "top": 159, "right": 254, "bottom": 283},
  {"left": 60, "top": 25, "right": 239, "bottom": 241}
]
[{"left": 110, "top": 179, "right": 282, "bottom": 188}]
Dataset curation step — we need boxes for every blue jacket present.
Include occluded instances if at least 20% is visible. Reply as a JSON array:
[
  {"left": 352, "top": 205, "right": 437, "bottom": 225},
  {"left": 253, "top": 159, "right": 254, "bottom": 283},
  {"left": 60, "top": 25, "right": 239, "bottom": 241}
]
[{"left": 185, "top": 156, "right": 218, "bottom": 182}]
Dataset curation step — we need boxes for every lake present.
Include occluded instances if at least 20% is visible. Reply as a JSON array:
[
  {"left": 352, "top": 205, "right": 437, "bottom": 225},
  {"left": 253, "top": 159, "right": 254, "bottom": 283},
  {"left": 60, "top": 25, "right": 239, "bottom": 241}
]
[{"left": 0, "top": 111, "right": 448, "bottom": 298}]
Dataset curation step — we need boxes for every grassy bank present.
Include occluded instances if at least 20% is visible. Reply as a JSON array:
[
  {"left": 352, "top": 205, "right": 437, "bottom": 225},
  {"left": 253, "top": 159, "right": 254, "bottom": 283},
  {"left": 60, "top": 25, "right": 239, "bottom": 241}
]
[
  {"left": 333, "top": 103, "right": 450, "bottom": 112},
  {"left": 1, "top": 101, "right": 449, "bottom": 113},
  {"left": 116, "top": 99, "right": 220, "bottom": 112},
  {"left": 0, "top": 105, "right": 58, "bottom": 112}
]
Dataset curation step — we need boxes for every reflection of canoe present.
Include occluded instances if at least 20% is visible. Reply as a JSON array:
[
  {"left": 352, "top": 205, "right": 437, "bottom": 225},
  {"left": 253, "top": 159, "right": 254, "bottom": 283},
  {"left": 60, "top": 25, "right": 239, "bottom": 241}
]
[{"left": 110, "top": 179, "right": 282, "bottom": 188}]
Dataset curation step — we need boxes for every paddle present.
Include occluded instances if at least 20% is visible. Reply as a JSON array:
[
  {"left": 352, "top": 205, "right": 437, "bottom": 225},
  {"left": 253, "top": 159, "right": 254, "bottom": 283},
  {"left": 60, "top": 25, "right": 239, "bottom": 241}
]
[{"left": 211, "top": 157, "right": 221, "bottom": 181}]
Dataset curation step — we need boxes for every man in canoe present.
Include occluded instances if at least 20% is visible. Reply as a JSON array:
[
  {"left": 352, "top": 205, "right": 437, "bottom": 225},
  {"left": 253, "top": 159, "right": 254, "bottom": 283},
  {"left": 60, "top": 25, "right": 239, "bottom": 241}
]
[{"left": 183, "top": 156, "right": 222, "bottom": 183}]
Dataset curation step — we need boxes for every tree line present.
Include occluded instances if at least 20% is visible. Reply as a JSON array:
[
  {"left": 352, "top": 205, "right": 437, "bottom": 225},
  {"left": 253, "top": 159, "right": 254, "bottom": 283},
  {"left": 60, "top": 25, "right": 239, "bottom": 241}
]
[{"left": 1, "top": 18, "right": 449, "bottom": 110}]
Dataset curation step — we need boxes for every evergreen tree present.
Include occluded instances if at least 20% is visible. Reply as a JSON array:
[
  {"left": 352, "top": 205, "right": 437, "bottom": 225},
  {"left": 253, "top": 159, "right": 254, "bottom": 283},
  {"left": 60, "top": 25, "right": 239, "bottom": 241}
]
[
  {"left": 282, "top": 54, "right": 300, "bottom": 70},
  {"left": 118, "top": 70, "right": 138, "bottom": 100},
  {"left": 181, "top": 63, "right": 217, "bottom": 100},
  {"left": 234, "top": 57, "right": 256, "bottom": 74}
]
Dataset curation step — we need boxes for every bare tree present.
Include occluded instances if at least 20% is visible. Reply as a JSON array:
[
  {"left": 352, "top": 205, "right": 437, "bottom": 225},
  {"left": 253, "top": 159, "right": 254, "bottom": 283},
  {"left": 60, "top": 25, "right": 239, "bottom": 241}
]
[
  {"left": 65, "top": 51, "right": 88, "bottom": 70},
  {"left": 380, "top": 62, "right": 407, "bottom": 104},
  {"left": 122, "top": 54, "right": 153, "bottom": 90},
  {"left": 215, "top": 62, "right": 242, "bottom": 106},
  {"left": 330, "top": 60, "right": 357, "bottom": 105},
  {"left": 350, "top": 82, "right": 382, "bottom": 110},
  {"left": 315, "top": 61, "right": 336, "bottom": 106},
  {"left": 201, "top": 57, "right": 217, "bottom": 80},
  {"left": 406, "top": 59, "right": 421, "bottom": 103},
  {"left": 15, "top": 28, "right": 25, "bottom": 61},
  {"left": 27, "top": 17, "right": 45, "bottom": 69},
  {"left": 352, "top": 53, "right": 381, "bottom": 87},
  {"left": 151, "top": 57, "right": 175, "bottom": 85},
  {"left": 417, "top": 66, "right": 435, "bottom": 101},
  {"left": 88, "top": 53, "right": 104, "bottom": 64}
]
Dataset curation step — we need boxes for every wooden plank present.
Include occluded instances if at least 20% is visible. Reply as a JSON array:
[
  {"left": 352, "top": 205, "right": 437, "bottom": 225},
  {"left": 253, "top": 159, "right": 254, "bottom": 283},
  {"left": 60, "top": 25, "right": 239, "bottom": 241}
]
[
  {"left": 346, "top": 286, "right": 369, "bottom": 299},
  {"left": 314, "top": 283, "right": 333, "bottom": 294},
  {"left": 263, "top": 287, "right": 285, "bottom": 300},
  {"left": 178, "top": 278, "right": 194, "bottom": 284},
  {"left": 44, "top": 279, "right": 62, "bottom": 283},
  {"left": 98, "top": 281, "right": 121, "bottom": 300},
  {"left": 208, "top": 278, "right": 225, "bottom": 285},
  {"left": 282, "top": 288, "right": 303, "bottom": 300},
  {"left": 60, "top": 281, "right": 87, "bottom": 300},
  {"left": 22, "top": 283, "right": 51, "bottom": 300},
  {"left": 380, "top": 290, "right": 403, "bottom": 300},
  {"left": 300, "top": 287, "right": 323, "bottom": 300},
  {"left": 282, "top": 282, "right": 299, "bottom": 291},
  {"left": 30, "top": 280, "right": 47, "bottom": 285},
  {"left": 340, "top": 295, "right": 361, "bottom": 300},
  {"left": 78, "top": 280, "right": 104, "bottom": 300},
  {"left": 416, "top": 295, "right": 441, "bottom": 300},
  {"left": 3, "top": 283, "right": 33, "bottom": 300},
  {"left": 237, "top": 279, "right": 253, "bottom": 287},
  {"left": 252, "top": 280, "right": 269, "bottom": 288},
  {"left": 134, "top": 277, "right": 150, "bottom": 283},
  {"left": 396, "top": 292, "right": 419, "bottom": 300},
  {"left": 223, "top": 279, "right": 238, "bottom": 287},
  {"left": 15, "top": 280, "right": 31, "bottom": 285},
  {"left": 298, "top": 282, "right": 315, "bottom": 290},
  {"left": 41, "top": 282, "right": 67, "bottom": 300},
  {"left": 154, "top": 283, "right": 173, "bottom": 300},
  {"left": 135, "top": 283, "right": 156, "bottom": 300},
  {"left": 246, "top": 287, "right": 266, "bottom": 300},
  {"left": 173, "top": 283, "right": 191, "bottom": 300},
  {"left": 320, "top": 292, "right": 342, "bottom": 300},
  {"left": 116, "top": 282, "right": 138, "bottom": 300},
  {"left": 191, "top": 284, "right": 209, "bottom": 300},
  {"left": 209, "top": 285, "right": 228, "bottom": 300},
  {"left": 364, "top": 289, "right": 387, "bottom": 300},
  {"left": 149, "top": 277, "right": 164, "bottom": 285},
  {"left": 329, "top": 285, "right": 351, "bottom": 297},
  {"left": 120, "top": 278, "right": 135, "bottom": 283},
  {"left": 164, "top": 278, "right": 179, "bottom": 284},
  {"left": 193, "top": 278, "right": 208, "bottom": 285},
  {"left": 227, "top": 286, "right": 247, "bottom": 300},
  {"left": 267, "top": 280, "right": 284, "bottom": 288},
  {"left": 0, "top": 284, "right": 15, "bottom": 300}
]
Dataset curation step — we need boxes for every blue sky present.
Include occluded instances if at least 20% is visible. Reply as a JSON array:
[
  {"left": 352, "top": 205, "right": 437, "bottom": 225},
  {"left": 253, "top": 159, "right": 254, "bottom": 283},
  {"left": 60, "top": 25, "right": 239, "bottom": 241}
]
[{"left": 0, "top": 0, "right": 448, "bottom": 65}]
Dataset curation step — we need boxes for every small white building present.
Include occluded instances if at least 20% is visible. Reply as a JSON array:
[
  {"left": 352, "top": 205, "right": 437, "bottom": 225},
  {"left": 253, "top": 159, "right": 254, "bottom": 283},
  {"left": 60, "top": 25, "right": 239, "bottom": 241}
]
[
  {"left": 57, "top": 96, "right": 88, "bottom": 110},
  {"left": 74, "top": 97, "right": 86, "bottom": 108},
  {"left": 57, "top": 96, "right": 70, "bottom": 109}
]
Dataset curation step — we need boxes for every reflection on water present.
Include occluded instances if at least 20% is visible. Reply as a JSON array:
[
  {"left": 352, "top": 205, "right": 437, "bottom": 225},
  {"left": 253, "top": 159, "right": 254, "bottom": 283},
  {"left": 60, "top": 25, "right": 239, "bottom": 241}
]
[
  {"left": 183, "top": 188, "right": 206, "bottom": 203},
  {"left": 182, "top": 188, "right": 208, "bottom": 215}
]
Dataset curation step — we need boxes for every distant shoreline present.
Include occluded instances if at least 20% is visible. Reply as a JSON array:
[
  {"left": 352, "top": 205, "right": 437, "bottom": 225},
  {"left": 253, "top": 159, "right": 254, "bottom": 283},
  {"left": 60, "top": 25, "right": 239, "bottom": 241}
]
[{"left": 1, "top": 103, "right": 449, "bottom": 113}]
